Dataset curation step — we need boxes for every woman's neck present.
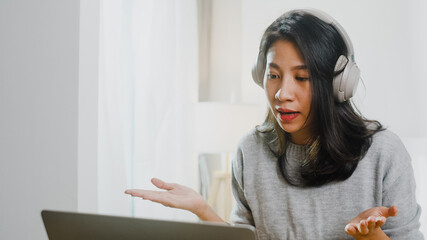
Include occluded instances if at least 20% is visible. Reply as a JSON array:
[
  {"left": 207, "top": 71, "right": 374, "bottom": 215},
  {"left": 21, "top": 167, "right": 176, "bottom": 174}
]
[
  {"left": 289, "top": 127, "right": 313, "bottom": 145},
  {"left": 290, "top": 135, "right": 308, "bottom": 145}
]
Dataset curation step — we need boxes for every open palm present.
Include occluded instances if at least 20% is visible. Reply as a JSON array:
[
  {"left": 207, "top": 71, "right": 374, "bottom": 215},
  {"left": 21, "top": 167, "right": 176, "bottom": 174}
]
[
  {"left": 345, "top": 206, "right": 398, "bottom": 239},
  {"left": 125, "top": 178, "right": 206, "bottom": 215}
]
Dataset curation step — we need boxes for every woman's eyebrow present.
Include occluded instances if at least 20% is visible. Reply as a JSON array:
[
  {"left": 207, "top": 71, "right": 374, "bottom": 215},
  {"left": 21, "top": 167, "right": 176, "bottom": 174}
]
[
  {"left": 268, "top": 62, "right": 281, "bottom": 70},
  {"left": 267, "top": 62, "right": 307, "bottom": 71},
  {"left": 291, "top": 65, "right": 307, "bottom": 70}
]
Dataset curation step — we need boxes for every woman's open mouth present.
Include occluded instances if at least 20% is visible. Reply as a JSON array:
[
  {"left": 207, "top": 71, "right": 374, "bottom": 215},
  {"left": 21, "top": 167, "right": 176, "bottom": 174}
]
[{"left": 277, "top": 108, "right": 300, "bottom": 122}]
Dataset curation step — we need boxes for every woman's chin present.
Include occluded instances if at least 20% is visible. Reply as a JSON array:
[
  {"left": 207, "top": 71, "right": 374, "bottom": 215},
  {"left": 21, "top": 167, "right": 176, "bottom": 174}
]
[{"left": 277, "top": 121, "right": 299, "bottom": 134}]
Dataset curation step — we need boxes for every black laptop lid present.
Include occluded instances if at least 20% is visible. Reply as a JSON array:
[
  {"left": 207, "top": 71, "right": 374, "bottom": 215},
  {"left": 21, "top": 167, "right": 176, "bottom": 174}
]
[{"left": 41, "top": 210, "right": 256, "bottom": 240}]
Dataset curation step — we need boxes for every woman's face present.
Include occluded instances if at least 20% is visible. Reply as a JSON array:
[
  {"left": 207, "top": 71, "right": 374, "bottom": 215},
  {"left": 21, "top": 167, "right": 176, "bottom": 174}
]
[{"left": 264, "top": 40, "right": 313, "bottom": 145}]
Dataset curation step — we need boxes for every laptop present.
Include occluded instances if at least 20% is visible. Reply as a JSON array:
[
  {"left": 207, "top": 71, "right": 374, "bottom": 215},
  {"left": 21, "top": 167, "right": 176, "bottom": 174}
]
[{"left": 41, "top": 210, "right": 256, "bottom": 240}]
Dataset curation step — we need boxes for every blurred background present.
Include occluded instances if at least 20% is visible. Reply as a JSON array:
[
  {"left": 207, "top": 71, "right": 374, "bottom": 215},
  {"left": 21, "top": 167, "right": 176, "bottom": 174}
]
[{"left": 1, "top": 0, "right": 426, "bottom": 239}]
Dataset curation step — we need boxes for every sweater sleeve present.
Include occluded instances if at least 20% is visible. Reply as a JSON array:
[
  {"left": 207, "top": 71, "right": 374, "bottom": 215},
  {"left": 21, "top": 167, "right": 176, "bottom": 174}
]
[
  {"left": 229, "top": 144, "right": 255, "bottom": 226},
  {"left": 380, "top": 132, "right": 424, "bottom": 239}
]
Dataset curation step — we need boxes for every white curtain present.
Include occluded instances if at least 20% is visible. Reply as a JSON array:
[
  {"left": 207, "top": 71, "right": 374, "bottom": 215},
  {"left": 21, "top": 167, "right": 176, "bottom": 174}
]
[{"left": 98, "top": 0, "right": 199, "bottom": 221}]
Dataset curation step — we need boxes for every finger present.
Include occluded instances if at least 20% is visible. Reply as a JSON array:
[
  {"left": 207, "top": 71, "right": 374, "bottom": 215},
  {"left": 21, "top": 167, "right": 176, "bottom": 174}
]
[
  {"left": 345, "top": 224, "right": 357, "bottom": 235},
  {"left": 388, "top": 205, "right": 398, "bottom": 217},
  {"left": 378, "top": 206, "right": 398, "bottom": 218},
  {"left": 375, "top": 216, "right": 387, "bottom": 228},
  {"left": 367, "top": 216, "right": 376, "bottom": 230},
  {"left": 124, "top": 189, "right": 146, "bottom": 196},
  {"left": 125, "top": 189, "right": 174, "bottom": 206},
  {"left": 358, "top": 220, "right": 369, "bottom": 235},
  {"left": 124, "top": 189, "right": 161, "bottom": 198},
  {"left": 151, "top": 178, "right": 175, "bottom": 191}
]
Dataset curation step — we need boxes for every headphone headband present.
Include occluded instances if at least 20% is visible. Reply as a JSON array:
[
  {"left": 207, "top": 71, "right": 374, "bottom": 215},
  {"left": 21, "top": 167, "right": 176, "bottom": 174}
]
[{"left": 284, "top": 9, "right": 355, "bottom": 61}]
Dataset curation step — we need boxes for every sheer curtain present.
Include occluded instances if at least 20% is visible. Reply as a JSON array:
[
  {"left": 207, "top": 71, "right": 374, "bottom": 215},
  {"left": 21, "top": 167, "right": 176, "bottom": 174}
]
[{"left": 99, "top": 0, "right": 199, "bottom": 221}]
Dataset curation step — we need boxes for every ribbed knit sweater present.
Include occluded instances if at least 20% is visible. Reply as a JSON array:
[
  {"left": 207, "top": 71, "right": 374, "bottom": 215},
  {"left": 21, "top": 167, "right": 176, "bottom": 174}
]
[{"left": 230, "top": 127, "right": 423, "bottom": 240}]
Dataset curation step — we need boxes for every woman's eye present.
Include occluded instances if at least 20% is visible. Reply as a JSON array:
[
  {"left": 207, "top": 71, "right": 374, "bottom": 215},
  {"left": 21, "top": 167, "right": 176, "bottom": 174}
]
[
  {"left": 267, "top": 74, "right": 280, "bottom": 80},
  {"left": 295, "top": 76, "right": 309, "bottom": 81}
]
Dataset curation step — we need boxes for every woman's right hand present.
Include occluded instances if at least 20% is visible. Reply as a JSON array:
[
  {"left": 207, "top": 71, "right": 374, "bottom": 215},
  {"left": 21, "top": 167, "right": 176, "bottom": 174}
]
[{"left": 125, "top": 178, "right": 224, "bottom": 223}]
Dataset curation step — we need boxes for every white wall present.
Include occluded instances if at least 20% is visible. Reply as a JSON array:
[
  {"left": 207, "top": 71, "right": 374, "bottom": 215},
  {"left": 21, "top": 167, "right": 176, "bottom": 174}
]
[
  {"left": 0, "top": 1, "right": 80, "bottom": 239},
  {"left": 207, "top": 0, "right": 242, "bottom": 103},
  {"left": 78, "top": 0, "right": 99, "bottom": 214}
]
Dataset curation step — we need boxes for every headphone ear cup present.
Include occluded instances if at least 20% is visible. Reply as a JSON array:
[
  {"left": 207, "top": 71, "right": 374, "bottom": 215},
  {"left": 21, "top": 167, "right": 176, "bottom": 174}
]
[
  {"left": 252, "top": 53, "right": 265, "bottom": 88},
  {"left": 333, "top": 55, "right": 360, "bottom": 102},
  {"left": 333, "top": 55, "right": 348, "bottom": 102},
  {"left": 342, "top": 61, "right": 360, "bottom": 101}
]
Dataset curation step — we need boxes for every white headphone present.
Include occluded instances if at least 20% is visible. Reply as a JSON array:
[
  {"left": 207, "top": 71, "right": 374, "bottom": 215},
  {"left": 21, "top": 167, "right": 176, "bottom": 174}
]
[{"left": 251, "top": 8, "right": 360, "bottom": 103}]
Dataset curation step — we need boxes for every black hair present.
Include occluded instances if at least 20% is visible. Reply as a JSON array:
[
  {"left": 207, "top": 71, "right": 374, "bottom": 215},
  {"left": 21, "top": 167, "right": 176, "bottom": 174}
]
[{"left": 257, "top": 11, "right": 383, "bottom": 187}]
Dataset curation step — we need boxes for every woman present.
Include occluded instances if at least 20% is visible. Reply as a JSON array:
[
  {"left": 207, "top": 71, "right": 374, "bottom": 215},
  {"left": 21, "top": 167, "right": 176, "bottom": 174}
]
[{"left": 125, "top": 9, "right": 423, "bottom": 240}]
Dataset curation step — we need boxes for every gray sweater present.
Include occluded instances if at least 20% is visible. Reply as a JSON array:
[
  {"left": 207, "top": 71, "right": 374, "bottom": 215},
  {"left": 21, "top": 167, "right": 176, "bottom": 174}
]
[{"left": 230, "top": 127, "right": 424, "bottom": 240}]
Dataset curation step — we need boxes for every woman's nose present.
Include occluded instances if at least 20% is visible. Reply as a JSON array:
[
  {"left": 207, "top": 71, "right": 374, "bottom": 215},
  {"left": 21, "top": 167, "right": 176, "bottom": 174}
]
[{"left": 275, "top": 77, "right": 295, "bottom": 101}]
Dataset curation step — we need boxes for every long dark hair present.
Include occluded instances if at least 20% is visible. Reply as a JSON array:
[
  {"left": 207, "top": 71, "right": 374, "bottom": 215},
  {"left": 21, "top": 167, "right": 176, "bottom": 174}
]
[{"left": 257, "top": 11, "right": 383, "bottom": 187}]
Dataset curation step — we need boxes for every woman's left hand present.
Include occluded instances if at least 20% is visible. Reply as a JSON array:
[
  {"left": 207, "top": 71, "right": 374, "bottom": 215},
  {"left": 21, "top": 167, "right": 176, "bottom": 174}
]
[{"left": 344, "top": 206, "right": 398, "bottom": 240}]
